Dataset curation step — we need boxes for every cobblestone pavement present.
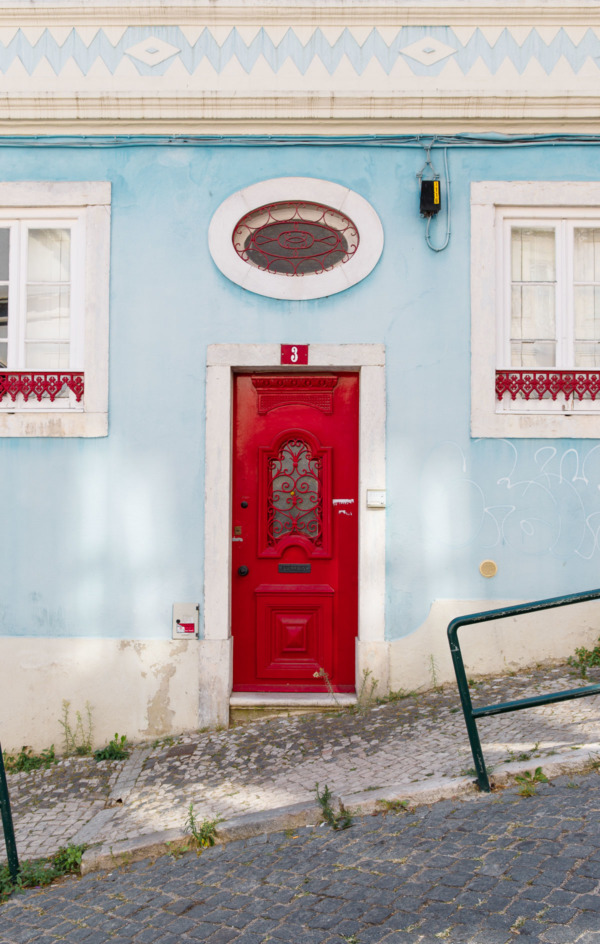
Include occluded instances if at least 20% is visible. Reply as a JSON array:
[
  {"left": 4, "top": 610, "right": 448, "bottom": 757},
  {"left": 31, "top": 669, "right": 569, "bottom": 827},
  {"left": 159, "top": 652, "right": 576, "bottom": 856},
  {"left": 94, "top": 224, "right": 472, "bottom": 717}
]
[
  {"left": 2, "top": 768, "right": 600, "bottom": 943},
  {"left": 3, "top": 662, "right": 600, "bottom": 862}
]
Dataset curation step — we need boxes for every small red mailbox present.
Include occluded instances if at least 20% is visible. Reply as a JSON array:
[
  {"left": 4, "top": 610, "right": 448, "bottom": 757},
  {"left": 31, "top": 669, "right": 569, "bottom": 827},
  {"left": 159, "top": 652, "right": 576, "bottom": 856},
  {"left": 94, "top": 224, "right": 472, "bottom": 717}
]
[{"left": 172, "top": 604, "right": 199, "bottom": 638}]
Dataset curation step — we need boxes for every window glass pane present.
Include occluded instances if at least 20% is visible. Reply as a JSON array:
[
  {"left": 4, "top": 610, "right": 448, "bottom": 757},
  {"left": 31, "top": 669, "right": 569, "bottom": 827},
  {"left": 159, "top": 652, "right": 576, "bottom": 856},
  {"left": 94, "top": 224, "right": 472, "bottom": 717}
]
[
  {"left": 27, "top": 229, "right": 70, "bottom": 282},
  {"left": 511, "top": 227, "right": 555, "bottom": 282},
  {"left": 233, "top": 201, "right": 359, "bottom": 276},
  {"left": 25, "top": 287, "right": 70, "bottom": 340},
  {"left": 510, "top": 228, "right": 556, "bottom": 368},
  {"left": 511, "top": 284, "right": 556, "bottom": 366},
  {"left": 510, "top": 340, "right": 556, "bottom": 368},
  {"left": 0, "top": 342, "right": 6, "bottom": 368},
  {"left": 0, "top": 228, "right": 9, "bottom": 282},
  {"left": 574, "top": 341, "right": 600, "bottom": 369},
  {"left": 268, "top": 438, "right": 322, "bottom": 545},
  {"left": 24, "top": 342, "right": 69, "bottom": 370},
  {"left": 0, "top": 285, "right": 7, "bottom": 340},
  {"left": 511, "top": 284, "right": 556, "bottom": 339},
  {"left": 574, "top": 285, "right": 600, "bottom": 336},
  {"left": 574, "top": 228, "right": 600, "bottom": 282},
  {"left": 574, "top": 285, "right": 600, "bottom": 367}
]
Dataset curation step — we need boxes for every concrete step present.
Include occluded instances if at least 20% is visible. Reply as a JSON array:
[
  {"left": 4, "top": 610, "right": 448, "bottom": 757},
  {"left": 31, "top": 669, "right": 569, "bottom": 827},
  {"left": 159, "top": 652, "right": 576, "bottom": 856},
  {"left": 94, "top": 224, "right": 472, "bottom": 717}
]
[{"left": 229, "top": 691, "right": 357, "bottom": 723}]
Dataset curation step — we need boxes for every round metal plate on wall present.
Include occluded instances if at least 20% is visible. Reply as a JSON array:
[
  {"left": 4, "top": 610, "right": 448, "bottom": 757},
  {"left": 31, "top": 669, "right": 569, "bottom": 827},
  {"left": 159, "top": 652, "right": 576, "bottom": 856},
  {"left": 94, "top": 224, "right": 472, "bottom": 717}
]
[{"left": 479, "top": 559, "right": 498, "bottom": 578}]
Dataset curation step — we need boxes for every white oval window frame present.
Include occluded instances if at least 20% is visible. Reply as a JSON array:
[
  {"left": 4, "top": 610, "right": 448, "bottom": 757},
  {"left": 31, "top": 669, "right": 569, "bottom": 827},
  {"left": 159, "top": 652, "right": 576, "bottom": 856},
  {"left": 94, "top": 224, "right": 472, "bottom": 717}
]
[{"left": 208, "top": 177, "right": 384, "bottom": 300}]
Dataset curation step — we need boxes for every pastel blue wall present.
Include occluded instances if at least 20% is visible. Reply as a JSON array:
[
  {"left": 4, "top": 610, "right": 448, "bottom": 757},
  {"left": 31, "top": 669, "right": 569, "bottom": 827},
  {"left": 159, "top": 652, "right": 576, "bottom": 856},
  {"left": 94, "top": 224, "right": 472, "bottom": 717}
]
[{"left": 2, "top": 140, "right": 600, "bottom": 641}]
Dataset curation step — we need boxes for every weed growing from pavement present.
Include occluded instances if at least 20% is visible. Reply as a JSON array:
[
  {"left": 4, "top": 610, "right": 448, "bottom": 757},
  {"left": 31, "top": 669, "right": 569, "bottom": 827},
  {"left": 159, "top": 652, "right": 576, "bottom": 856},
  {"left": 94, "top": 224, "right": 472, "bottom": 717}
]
[
  {"left": 94, "top": 733, "right": 129, "bottom": 762},
  {"left": 166, "top": 840, "right": 192, "bottom": 860},
  {"left": 3, "top": 745, "right": 57, "bottom": 773},
  {"left": 504, "top": 742, "right": 541, "bottom": 764},
  {"left": 376, "top": 687, "right": 419, "bottom": 704},
  {"left": 109, "top": 848, "right": 133, "bottom": 869},
  {"left": 60, "top": 700, "right": 94, "bottom": 756},
  {"left": 376, "top": 798, "right": 409, "bottom": 813},
  {"left": 312, "top": 666, "right": 340, "bottom": 704},
  {"left": 151, "top": 735, "right": 176, "bottom": 749},
  {"left": 515, "top": 767, "right": 549, "bottom": 797},
  {"left": 355, "top": 669, "right": 378, "bottom": 711},
  {"left": 185, "top": 802, "right": 222, "bottom": 849},
  {"left": 315, "top": 782, "right": 353, "bottom": 830},
  {"left": 0, "top": 844, "right": 86, "bottom": 904},
  {"left": 428, "top": 653, "right": 441, "bottom": 691},
  {"left": 568, "top": 635, "right": 600, "bottom": 678}
]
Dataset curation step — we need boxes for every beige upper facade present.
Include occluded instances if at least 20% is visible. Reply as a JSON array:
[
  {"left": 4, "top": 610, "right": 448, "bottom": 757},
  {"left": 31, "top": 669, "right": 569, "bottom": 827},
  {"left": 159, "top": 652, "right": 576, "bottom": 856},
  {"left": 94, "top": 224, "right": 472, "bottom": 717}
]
[{"left": 0, "top": 1, "right": 598, "bottom": 133}]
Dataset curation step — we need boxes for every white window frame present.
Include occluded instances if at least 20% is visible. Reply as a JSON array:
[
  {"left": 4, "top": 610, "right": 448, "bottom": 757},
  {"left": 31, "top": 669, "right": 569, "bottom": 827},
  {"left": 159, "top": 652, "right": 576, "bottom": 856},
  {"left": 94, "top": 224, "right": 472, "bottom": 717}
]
[
  {"left": 208, "top": 177, "right": 384, "bottom": 301},
  {"left": 472, "top": 181, "right": 600, "bottom": 438},
  {"left": 0, "top": 182, "right": 110, "bottom": 438}
]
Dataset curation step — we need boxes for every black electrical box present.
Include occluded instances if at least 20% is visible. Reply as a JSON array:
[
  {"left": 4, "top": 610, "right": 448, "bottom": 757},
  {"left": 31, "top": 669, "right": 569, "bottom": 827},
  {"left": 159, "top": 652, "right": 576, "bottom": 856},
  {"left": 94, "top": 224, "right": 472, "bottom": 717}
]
[{"left": 420, "top": 179, "right": 441, "bottom": 217}]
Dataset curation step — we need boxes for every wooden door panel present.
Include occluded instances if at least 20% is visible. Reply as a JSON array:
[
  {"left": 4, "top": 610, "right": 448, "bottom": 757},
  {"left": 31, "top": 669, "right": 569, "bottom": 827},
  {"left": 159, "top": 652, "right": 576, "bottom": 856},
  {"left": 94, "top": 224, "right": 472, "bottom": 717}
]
[
  {"left": 232, "top": 372, "right": 358, "bottom": 693},
  {"left": 255, "top": 585, "right": 334, "bottom": 680}
]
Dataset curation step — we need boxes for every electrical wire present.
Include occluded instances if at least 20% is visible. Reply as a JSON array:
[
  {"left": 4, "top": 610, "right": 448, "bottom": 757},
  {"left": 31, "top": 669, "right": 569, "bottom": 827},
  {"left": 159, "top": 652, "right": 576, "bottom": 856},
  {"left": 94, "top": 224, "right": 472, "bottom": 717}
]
[
  {"left": 424, "top": 146, "right": 451, "bottom": 253},
  {"left": 3, "top": 133, "right": 600, "bottom": 148}
]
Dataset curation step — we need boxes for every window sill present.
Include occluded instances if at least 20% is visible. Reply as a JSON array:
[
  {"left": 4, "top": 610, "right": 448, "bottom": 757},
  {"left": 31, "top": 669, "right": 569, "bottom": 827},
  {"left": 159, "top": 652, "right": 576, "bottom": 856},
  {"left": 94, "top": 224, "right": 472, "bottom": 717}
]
[
  {"left": 472, "top": 405, "right": 600, "bottom": 439},
  {"left": 471, "top": 368, "right": 600, "bottom": 437},
  {"left": 0, "top": 411, "right": 107, "bottom": 437}
]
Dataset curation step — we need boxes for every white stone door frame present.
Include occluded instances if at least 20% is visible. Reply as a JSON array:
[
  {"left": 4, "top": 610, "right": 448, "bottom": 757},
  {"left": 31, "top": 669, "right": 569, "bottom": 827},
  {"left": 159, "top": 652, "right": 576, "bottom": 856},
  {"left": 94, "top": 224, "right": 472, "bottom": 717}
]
[{"left": 199, "top": 343, "right": 387, "bottom": 727}]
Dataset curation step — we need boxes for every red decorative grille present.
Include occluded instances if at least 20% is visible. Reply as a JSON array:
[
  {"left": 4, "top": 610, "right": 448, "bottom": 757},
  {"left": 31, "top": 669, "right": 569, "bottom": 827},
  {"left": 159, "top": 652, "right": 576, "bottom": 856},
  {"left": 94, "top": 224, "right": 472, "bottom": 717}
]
[
  {"left": 0, "top": 371, "right": 84, "bottom": 403},
  {"left": 252, "top": 376, "right": 338, "bottom": 414},
  {"left": 268, "top": 439, "right": 323, "bottom": 546},
  {"left": 496, "top": 370, "right": 600, "bottom": 401},
  {"left": 233, "top": 201, "right": 359, "bottom": 276}
]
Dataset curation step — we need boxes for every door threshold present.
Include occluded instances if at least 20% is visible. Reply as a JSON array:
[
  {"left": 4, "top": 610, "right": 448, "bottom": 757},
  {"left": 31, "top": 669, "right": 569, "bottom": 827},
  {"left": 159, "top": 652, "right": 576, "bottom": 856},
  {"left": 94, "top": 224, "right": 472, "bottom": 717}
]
[{"left": 229, "top": 691, "right": 357, "bottom": 724}]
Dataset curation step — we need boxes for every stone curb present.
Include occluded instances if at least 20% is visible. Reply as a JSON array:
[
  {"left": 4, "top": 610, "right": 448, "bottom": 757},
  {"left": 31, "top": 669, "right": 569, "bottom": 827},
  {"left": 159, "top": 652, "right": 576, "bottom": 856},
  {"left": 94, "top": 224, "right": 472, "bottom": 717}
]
[
  {"left": 80, "top": 744, "right": 600, "bottom": 875},
  {"left": 81, "top": 801, "right": 320, "bottom": 874},
  {"left": 488, "top": 743, "right": 600, "bottom": 786}
]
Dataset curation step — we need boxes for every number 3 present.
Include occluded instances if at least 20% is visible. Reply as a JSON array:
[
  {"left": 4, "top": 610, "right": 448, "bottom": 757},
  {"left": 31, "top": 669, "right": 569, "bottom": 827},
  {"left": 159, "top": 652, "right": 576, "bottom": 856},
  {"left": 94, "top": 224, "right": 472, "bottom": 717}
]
[{"left": 290, "top": 346, "right": 298, "bottom": 363}]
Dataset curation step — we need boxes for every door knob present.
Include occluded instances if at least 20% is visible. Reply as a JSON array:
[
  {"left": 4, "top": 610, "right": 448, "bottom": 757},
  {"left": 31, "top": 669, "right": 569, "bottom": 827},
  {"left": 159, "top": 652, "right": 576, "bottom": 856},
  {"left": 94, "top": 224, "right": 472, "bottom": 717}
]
[{"left": 238, "top": 565, "right": 249, "bottom": 577}]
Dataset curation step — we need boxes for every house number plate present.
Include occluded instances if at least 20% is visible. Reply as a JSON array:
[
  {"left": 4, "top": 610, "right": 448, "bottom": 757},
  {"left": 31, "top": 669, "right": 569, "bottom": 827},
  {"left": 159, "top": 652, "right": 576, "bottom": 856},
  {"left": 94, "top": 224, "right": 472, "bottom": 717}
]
[{"left": 278, "top": 563, "right": 311, "bottom": 573}]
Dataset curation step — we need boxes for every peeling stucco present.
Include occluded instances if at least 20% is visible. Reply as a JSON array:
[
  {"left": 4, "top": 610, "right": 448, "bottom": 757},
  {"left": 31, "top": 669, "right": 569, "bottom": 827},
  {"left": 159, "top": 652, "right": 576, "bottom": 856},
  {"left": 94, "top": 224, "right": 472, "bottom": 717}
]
[
  {"left": 118, "top": 640, "right": 147, "bottom": 657},
  {"left": 142, "top": 663, "right": 177, "bottom": 736}
]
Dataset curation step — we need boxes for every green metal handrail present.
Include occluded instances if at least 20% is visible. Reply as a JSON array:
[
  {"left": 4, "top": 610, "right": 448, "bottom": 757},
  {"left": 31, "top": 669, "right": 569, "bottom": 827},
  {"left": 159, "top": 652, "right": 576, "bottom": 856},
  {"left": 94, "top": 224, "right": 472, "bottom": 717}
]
[
  {"left": 0, "top": 744, "right": 19, "bottom": 880},
  {"left": 447, "top": 587, "right": 600, "bottom": 792}
]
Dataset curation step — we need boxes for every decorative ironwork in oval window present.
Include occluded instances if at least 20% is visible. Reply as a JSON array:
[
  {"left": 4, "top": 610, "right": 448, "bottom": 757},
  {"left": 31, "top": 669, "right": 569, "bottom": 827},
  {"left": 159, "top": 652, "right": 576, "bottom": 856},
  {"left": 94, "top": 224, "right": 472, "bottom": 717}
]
[
  {"left": 233, "top": 201, "right": 359, "bottom": 277},
  {"left": 268, "top": 438, "right": 322, "bottom": 545}
]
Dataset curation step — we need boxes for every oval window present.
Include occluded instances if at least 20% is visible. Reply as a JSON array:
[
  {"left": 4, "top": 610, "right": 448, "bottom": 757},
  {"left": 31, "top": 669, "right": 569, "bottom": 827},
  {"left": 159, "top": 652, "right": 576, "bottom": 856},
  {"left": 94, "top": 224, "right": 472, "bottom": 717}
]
[
  {"left": 232, "top": 201, "right": 359, "bottom": 276},
  {"left": 208, "top": 177, "right": 383, "bottom": 300}
]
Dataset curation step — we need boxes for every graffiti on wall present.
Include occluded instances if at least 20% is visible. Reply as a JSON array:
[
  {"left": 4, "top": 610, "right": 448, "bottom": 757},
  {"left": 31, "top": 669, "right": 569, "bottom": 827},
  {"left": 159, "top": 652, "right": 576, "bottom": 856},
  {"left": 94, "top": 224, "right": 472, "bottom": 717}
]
[{"left": 422, "top": 440, "right": 600, "bottom": 560}]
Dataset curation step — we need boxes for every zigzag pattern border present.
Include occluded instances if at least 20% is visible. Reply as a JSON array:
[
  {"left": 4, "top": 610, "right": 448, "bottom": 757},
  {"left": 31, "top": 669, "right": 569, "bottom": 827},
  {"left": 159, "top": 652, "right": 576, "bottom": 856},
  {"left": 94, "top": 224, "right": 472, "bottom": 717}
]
[{"left": 0, "top": 26, "right": 599, "bottom": 77}]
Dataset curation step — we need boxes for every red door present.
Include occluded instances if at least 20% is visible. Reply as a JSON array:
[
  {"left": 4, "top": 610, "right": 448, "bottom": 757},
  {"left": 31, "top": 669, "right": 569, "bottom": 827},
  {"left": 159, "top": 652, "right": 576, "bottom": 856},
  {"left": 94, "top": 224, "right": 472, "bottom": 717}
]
[{"left": 232, "top": 372, "right": 359, "bottom": 692}]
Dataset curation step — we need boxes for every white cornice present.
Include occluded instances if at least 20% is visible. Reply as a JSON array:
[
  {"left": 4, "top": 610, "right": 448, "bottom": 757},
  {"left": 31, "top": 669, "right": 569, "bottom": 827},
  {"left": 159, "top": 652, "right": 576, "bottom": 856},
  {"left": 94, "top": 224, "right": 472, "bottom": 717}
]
[
  {"left": 0, "top": 92, "right": 599, "bottom": 134},
  {"left": 0, "top": 5, "right": 599, "bottom": 26}
]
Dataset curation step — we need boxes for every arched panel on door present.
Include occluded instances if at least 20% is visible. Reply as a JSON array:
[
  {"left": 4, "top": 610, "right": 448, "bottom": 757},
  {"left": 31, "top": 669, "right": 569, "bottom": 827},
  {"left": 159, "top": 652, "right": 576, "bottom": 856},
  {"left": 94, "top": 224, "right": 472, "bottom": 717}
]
[{"left": 259, "top": 428, "right": 332, "bottom": 559}]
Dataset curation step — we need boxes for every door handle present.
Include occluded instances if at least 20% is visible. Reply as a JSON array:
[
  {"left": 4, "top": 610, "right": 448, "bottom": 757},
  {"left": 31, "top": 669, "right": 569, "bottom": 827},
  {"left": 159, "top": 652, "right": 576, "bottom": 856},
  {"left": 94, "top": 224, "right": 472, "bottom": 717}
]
[{"left": 238, "top": 565, "right": 250, "bottom": 577}]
